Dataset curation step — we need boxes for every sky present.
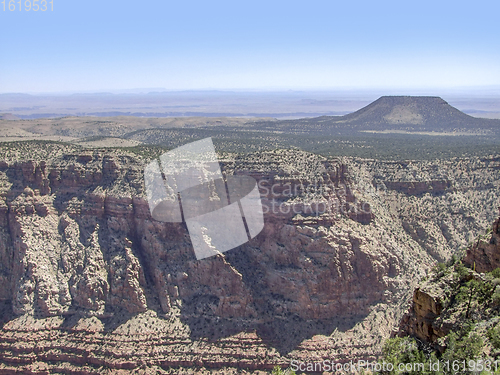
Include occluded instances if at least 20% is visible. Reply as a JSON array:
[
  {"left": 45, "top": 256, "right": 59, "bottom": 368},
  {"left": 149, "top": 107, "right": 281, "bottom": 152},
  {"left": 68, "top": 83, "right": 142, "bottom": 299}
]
[{"left": 1, "top": 0, "right": 499, "bottom": 93}]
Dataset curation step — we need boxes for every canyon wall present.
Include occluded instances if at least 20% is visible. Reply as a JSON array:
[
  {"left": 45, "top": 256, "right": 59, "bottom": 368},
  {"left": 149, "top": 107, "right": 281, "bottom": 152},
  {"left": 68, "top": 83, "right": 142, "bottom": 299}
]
[{"left": 0, "top": 145, "right": 498, "bottom": 373}]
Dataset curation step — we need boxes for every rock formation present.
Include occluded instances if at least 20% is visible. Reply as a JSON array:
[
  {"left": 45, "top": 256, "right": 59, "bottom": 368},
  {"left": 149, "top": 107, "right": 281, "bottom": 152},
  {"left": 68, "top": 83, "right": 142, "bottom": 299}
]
[
  {"left": 252, "top": 96, "right": 500, "bottom": 134},
  {"left": 464, "top": 215, "right": 500, "bottom": 273},
  {"left": 397, "top": 213, "right": 500, "bottom": 351},
  {"left": 0, "top": 143, "right": 499, "bottom": 373}
]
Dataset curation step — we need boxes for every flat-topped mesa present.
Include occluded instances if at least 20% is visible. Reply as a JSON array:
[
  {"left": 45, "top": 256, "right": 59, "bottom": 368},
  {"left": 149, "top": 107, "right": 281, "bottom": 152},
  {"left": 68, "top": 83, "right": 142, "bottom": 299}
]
[
  {"left": 270, "top": 95, "right": 500, "bottom": 134},
  {"left": 341, "top": 96, "right": 482, "bottom": 130}
]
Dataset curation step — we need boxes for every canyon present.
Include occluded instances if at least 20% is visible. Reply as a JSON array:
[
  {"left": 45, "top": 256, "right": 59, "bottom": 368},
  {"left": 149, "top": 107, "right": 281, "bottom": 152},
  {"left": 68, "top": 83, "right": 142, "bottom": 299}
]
[{"left": 0, "top": 141, "right": 498, "bottom": 373}]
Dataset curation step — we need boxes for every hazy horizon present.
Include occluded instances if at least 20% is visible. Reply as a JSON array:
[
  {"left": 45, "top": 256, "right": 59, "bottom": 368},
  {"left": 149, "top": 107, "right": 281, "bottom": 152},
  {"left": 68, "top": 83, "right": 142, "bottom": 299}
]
[
  {"left": 2, "top": 89, "right": 500, "bottom": 120},
  {"left": 3, "top": 86, "right": 500, "bottom": 96}
]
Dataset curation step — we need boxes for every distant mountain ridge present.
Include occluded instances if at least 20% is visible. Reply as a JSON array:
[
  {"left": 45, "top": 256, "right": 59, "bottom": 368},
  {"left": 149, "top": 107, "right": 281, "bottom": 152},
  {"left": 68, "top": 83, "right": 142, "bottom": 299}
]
[{"left": 0, "top": 113, "right": 19, "bottom": 120}]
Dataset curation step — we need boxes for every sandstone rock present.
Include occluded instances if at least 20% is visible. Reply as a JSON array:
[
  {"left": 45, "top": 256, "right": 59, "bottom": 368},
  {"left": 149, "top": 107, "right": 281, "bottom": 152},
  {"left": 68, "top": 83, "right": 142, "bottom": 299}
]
[
  {"left": 0, "top": 146, "right": 499, "bottom": 372},
  {"left": 464, "top": 216, "right": 500, "bottom": 273}
]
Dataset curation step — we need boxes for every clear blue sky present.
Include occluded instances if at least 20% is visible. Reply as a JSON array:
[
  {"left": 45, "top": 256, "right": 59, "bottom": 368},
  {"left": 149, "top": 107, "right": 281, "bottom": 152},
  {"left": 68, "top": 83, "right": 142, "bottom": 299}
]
[{"left": 1, "top": 0, "right": 499, "bottom": 93}]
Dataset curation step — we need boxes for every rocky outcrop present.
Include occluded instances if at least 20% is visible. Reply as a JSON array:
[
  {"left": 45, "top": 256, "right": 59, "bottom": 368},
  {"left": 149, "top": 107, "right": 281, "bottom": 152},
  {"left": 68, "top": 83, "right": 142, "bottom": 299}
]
[
  {"left": 397, "top": 286, "right": 449, "bottom": 346},
  {"left": 464, "top": 216, "right": 500, "bottom": 273},
  {"left": 397, "top": 215, "right": 500, "bottom": 352}
]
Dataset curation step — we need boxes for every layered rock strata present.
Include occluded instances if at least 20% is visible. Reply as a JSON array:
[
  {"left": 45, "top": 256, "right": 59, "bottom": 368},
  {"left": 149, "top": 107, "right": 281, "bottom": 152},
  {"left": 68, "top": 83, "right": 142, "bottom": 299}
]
[{"left": 0, "top": 146, "right": 498, "bottom": 373}]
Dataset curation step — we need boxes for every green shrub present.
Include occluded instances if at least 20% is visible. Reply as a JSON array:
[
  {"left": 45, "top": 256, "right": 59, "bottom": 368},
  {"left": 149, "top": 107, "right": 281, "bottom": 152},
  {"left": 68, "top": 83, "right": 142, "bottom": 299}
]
[
  {"left": 432, "top": 262, "right": 449, "bottom": 278},
  {"left": 488, "top": 326, "right": 500, "bottom": 349},
  {"left": 456, "top": 279, "right": 495, "bottom": 318},
  {"left": 493, "top": 287, "right": 500, "bottom": 305},
  {"left": 447, "top": 254, "right": 459, "bottom": 267},
  {"left": 442, "top": 332, "right": 484, "bottom": 363},
  {"left": 380, "top": 337, "right": 429, "bottom": 374},
  {"left": 454, "top": 262, "right": 469, "bottom": 280},
  {"left": 490, "top": 268, "right": 500, "bottom": 279},
  {"left": 272, "top": 366, "right": 296, "bottom": 375}
]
